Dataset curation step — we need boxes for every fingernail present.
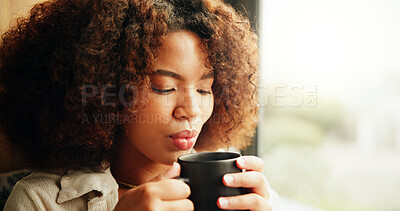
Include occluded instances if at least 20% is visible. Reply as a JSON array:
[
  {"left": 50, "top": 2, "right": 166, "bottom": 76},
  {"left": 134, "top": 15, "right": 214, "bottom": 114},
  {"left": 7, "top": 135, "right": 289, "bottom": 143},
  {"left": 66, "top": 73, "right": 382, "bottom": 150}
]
[
  {"left": 237, "top": 157, "right": 245, "bottom": 166},
  {"left": 224, "top": 175, "right": 234, "bottom": 184},
  {"left": 219, "top": 198, "right": 229, "bottom": 208}
]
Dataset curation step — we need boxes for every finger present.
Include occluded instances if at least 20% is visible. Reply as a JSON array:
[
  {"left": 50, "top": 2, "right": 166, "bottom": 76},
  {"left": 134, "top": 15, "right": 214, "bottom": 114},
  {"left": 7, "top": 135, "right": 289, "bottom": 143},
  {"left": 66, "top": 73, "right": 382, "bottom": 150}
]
[
  {"left": 217, "top": 193, "right": 271, "bottom": 211},
  {"left": 142, "top": 179, "right": 191, "bottom": 200},
  {"left": 236, "top": 156, "right": 264, "bottom": 172},
  {"left": 162, "top": 199, "right": 194, "bottom": 211},
  {"left": 162, "top": 162, "right": 181, "bottom": 179},
  {"left": 223, "top": 172, "right": 269, "bottom": 198},
  {"left": 150, "top": 162, "right": 181, "bottom": 182}
]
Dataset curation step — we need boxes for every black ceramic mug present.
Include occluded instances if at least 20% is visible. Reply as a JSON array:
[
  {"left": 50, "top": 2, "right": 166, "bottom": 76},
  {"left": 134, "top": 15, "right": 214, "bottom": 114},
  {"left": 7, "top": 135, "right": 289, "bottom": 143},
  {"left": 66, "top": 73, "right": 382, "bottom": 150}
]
[{"left": 177, "top": 151, "right": 250, "bottom": 211}]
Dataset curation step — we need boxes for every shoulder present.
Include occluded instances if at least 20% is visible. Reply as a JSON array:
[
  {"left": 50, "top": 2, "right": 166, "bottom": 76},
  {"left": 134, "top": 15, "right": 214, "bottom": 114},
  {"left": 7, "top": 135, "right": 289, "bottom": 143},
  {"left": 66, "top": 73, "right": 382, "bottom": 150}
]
[
  {"left": 17, "top": 172, "right": 62, "bottom": 196},
  {"left": 20, "top": 171, "right": 61, "bottom": 185},
  {"left": 4, "top": 172, "right": 62, "bottom": 210},
  {"left": 4, "top": 168, "right": 118, "bottom": 210}
]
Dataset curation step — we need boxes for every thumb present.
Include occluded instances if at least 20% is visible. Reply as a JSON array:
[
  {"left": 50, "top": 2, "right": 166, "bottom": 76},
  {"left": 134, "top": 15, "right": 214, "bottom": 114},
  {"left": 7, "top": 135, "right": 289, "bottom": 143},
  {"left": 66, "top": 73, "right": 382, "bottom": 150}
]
[{"left": 150, "top": 162, "right": 181, "bottom": 182}]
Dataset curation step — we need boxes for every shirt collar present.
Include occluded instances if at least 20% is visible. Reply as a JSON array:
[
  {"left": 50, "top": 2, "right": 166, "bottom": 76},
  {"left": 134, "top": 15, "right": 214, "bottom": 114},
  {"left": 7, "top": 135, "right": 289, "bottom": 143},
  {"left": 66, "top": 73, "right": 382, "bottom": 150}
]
[{"left": 56, "top": 168, "right": 118, "bottom": 204}]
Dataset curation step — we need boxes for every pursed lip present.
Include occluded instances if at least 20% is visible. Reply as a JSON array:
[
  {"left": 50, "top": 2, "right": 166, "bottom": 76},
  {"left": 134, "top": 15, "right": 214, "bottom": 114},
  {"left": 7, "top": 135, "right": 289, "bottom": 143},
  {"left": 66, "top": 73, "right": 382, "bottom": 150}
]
[{"left": 169, "top": 130, "right": 199, "bottom": 139}]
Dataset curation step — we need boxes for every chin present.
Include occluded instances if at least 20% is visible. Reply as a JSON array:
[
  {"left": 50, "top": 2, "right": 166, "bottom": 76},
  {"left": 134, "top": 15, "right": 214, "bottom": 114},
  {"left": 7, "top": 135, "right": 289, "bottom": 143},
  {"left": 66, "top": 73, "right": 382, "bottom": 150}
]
[
  {"left": 156, "top": 154, "right": 180, "bottom": 165},
  {"left": 168, "top": 150, "right": 192, "bottom": 164}
]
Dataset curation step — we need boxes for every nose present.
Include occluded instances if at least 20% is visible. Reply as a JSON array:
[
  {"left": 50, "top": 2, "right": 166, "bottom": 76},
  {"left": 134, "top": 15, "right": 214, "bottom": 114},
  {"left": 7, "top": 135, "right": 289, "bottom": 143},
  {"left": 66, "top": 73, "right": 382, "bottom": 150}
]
[{"left": 173, "top": 87, "right": 202, "bottom": 122}]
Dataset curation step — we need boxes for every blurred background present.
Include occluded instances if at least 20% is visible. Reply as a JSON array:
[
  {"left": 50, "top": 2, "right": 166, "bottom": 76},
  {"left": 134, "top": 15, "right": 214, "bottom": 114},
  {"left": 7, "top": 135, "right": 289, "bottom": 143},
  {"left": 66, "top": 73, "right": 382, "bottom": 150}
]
[
  {"left": 1, "top": 0, "right": 400, "bottom": 210},
  {"left": 257, "top": 0, "right": 400, "bottom": 211}
]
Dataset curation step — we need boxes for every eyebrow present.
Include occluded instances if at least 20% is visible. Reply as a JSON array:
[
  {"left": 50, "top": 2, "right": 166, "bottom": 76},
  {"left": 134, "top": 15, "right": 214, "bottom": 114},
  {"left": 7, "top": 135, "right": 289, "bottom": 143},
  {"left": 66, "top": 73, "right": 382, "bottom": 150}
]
[
  {"left": 152, "top": 69, "right": 182, "bottom": 80},
  {"left": 152, "top": 69, "right": 214, "bottom": 81},
  {"left": 201, "top": 71, "right": 214, "bottom": 80}
]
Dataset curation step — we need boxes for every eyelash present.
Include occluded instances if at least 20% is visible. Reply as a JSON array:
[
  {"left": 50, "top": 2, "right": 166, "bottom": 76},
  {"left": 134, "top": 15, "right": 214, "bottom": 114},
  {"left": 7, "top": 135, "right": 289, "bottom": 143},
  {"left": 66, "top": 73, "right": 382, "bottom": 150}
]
[
  {"left": 197, "top": 89, "right": 212, "bottom": 95},
  {"left": 151, "top": 87, "right": 211, "bottom": 95},
  {"left": 151, "top": 87, "right": 175, "bottom": 94}
]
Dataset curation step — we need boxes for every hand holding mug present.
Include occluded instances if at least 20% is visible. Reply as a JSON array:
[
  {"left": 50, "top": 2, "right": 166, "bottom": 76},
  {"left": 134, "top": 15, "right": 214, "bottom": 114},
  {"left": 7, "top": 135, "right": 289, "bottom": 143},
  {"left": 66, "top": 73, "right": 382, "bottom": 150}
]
[
  {"left": 178, "top": 152, "right": 249, "bottom": 211},
  {"left": 114, "top": 162, "right": 194, "bottom": 211},
  {"left": 217, "top": 156, "right": 271, "bottom": 211}
]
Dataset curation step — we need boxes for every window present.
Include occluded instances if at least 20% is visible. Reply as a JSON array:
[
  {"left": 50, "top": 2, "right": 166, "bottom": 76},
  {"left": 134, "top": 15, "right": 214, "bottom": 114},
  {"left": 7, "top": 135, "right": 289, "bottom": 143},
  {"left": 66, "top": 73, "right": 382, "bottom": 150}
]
[{"left": 258, "top": 0, "right": 400, "bottom": 211}]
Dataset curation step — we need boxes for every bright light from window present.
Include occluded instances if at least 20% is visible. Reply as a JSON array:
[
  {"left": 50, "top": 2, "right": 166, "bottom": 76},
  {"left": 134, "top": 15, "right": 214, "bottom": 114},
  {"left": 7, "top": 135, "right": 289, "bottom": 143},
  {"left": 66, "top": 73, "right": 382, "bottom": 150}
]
[{"left": 259, "top": 0, "right": 400, "bottom": 210}]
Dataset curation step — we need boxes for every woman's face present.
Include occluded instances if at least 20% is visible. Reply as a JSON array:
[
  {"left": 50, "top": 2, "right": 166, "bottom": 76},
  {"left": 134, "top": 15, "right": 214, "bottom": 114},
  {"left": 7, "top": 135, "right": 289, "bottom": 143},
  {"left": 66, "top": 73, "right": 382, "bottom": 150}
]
[{"left": 124, "top": 31, "right": 214, "bottom": 165}]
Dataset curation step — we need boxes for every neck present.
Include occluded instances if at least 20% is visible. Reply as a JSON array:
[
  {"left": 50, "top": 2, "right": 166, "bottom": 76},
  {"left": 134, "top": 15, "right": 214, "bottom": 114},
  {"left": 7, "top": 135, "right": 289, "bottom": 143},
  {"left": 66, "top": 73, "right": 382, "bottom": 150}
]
[{"left": 111, "top": 141, "right": 170, "bottom": 187}]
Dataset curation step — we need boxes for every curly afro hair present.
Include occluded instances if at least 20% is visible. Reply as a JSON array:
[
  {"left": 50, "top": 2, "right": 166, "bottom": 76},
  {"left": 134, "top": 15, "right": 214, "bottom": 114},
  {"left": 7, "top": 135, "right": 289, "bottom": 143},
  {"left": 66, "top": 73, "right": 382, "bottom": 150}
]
[{"left": 0, "top": 0, "right": 259, "bottom": 171}]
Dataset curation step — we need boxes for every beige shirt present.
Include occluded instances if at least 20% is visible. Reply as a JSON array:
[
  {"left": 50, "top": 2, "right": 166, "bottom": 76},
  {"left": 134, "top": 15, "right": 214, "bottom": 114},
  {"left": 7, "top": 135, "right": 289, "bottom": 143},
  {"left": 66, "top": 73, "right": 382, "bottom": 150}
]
[
  {"left": 4, "top": 168, "right": 118, "bottom": 211},
  {"left": 4, "top": 163, "right": 279, "bottom": 211}
]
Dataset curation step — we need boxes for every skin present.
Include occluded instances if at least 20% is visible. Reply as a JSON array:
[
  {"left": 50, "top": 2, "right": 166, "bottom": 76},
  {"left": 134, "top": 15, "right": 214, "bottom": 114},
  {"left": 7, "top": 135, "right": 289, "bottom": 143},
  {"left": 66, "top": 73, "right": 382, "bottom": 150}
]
[
  {"left": 113, "top": 31, "right": 271, "bottom": 211},
  {"left": 218, "top": 156, "right": 272, "bottom": 211},
  {"left": 112, "top": 30, "right": 214, "bottom": 186}
]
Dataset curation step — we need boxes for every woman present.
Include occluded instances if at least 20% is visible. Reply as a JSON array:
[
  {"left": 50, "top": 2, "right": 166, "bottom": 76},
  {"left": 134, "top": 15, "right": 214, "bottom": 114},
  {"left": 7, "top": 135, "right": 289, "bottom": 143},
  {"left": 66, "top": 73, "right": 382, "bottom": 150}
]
[{"left": 1, "top": 0, "right": 273, "bottom": 210}]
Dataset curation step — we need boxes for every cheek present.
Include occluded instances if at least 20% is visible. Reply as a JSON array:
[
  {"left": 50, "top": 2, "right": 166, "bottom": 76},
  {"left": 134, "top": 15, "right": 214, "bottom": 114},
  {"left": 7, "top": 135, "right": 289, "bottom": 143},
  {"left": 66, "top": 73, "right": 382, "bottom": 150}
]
[
  {"left": 201, "top": 95, "right": 214, "bottom": 122},
  {"left": 147, "top": 95, "right": 178, "bottom": 124}
]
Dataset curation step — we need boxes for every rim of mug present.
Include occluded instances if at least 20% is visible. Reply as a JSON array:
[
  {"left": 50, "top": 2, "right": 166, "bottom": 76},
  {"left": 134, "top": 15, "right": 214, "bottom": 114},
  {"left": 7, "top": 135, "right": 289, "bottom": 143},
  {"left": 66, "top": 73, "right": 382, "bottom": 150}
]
[{"left": 178, "top": 151, "right": 241, "bottom": 163}]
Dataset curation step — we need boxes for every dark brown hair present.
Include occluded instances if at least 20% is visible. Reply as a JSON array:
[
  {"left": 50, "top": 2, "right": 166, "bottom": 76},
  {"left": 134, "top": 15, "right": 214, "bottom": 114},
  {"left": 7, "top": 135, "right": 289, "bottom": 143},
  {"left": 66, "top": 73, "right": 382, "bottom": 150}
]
[{"left": 0, "top": 0, "right": 258, "bottom": 171}]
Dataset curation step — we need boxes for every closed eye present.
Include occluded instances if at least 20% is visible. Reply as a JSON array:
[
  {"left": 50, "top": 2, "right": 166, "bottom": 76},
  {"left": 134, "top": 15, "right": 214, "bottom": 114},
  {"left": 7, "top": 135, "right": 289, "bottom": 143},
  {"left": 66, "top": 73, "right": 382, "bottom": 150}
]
[
  {"left": 197, "top": 89, "right": 211, "bottom": 95},
  {"left": 151, "top": 86, "right": 176, "bottom": 94}
]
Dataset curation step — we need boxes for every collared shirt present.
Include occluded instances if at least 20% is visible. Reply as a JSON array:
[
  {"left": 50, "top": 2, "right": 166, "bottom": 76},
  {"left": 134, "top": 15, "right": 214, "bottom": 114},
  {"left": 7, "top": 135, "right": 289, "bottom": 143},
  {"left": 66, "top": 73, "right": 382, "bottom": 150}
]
[
  {"left": 4, "top": 168, "right": 118, "bottom": 211},
  {"left": 4, "top": 164, "right": 280, "bottom": 211}
]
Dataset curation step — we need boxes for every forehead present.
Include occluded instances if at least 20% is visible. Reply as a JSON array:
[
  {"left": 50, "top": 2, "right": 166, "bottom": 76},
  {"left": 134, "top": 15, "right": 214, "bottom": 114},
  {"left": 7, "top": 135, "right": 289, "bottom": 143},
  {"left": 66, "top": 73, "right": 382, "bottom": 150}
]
[
  {"left": 152, "top": 31, "right": 212, "bottom": 77},
  {"left": 157, "top": 30, "right": 207, "bottom": 58}
]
